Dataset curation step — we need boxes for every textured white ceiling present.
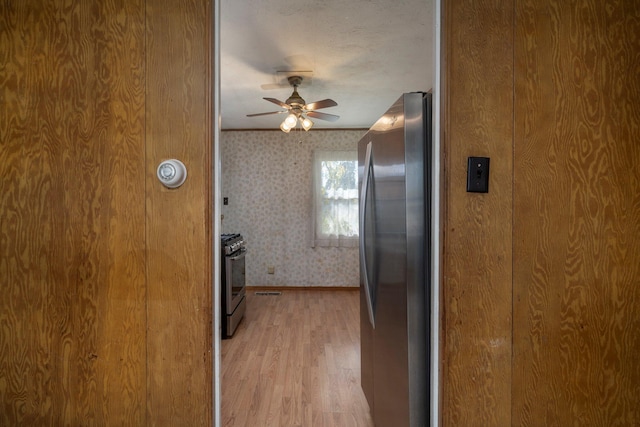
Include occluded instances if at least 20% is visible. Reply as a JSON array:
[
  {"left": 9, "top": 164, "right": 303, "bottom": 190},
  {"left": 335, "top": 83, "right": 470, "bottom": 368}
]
[{"left": 220, "top": 0, "right": 435, "bottom": 130}]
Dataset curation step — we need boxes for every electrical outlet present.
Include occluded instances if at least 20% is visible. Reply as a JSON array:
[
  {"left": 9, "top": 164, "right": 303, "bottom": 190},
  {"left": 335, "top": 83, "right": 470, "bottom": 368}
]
[{"left": 267, "top": 266, "right": 275, "bottom": 274}]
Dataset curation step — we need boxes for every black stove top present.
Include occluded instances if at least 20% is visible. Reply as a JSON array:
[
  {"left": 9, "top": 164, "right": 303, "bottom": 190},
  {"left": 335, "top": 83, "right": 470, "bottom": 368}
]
[{"left": 221, "top": 233, "right": 241, "bottom": 244}]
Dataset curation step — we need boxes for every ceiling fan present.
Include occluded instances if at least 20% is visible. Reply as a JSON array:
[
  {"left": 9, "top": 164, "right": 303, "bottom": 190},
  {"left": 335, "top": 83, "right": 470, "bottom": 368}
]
[{"left": 246, "top": 76, "right": 339, "bottom": 132}]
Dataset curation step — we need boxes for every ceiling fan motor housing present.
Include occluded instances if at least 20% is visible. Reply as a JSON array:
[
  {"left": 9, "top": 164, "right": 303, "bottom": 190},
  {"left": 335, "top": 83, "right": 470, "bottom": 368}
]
[
  {"left": 286, "top": 76, "right": 306, "bottom": 106},
  {"left": 286, "top": 92, "right": 305, "bottom": 107}
]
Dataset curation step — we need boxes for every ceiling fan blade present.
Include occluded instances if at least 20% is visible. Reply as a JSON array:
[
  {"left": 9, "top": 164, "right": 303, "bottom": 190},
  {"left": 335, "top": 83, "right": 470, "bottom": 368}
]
[
  {"left": 246, "top": 111, "right": 286, "bottom": 117},
  {"left": 263, "top": 97, "right": 290, "bottom": 109},
  {"left": 305, "top": 99, "right": 338, "bottom": 111},
  {"left": 307, "top": 111, "right": 340, "bottom": 122}
]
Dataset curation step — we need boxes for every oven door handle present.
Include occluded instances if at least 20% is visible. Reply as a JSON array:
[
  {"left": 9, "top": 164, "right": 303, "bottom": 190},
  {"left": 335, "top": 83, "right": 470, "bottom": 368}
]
[{"left": 229, "top": 248, "right": 247, "bottom": 261}]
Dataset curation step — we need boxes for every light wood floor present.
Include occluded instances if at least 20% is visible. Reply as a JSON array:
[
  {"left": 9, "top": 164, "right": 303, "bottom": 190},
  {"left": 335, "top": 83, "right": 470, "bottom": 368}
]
[{"left": 221, "top": 289, "right": 374, "bottom": 427}]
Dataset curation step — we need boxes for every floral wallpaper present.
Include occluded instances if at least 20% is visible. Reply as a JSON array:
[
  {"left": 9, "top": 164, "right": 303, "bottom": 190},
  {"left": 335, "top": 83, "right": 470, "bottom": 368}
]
[{"left": 221, "top": 130, "right": 366, "bottom": 287}]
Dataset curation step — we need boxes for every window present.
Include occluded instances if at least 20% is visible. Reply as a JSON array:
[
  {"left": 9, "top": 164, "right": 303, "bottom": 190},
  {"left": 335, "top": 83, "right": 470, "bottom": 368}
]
[{"left": 311, "top": 150, "right": 359, "bottom": 247}]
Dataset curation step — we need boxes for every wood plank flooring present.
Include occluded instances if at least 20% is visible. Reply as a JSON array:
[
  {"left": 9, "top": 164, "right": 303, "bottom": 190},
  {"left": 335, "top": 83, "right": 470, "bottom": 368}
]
[{"left": 221, "top": 289, "right": 374, "bottom": 427}]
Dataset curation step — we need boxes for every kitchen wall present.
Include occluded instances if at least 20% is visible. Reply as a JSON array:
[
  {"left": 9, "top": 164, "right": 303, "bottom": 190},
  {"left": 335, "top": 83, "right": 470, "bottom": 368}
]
[{"left": 221, "top": 130, "right": 365, "bottom": 287}]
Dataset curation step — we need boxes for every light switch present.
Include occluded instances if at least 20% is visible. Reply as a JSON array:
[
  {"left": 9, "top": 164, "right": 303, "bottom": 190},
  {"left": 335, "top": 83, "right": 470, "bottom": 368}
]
[{"left": 467, "top": 157, "right": 490, "bottom": 193}]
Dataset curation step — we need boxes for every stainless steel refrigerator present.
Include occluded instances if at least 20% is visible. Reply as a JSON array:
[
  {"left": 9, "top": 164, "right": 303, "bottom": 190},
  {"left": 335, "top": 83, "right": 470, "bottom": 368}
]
[{"left": 358, "top": 92, "right": 431, "bottom": 426}]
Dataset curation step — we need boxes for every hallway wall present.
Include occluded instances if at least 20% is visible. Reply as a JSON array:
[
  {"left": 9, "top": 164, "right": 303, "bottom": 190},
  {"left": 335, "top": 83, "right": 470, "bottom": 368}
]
[
  {"left": 441, "top": 1, "right": 640, "bottom": 425},
  {"left": 0, "top": 1, "right": 213, "bottom": 424}
]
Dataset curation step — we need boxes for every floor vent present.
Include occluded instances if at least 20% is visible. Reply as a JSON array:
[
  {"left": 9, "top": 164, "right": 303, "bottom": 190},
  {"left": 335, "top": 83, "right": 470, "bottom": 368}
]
[{"left": 254, "top": 291, "right": 282, "bottom": 296}]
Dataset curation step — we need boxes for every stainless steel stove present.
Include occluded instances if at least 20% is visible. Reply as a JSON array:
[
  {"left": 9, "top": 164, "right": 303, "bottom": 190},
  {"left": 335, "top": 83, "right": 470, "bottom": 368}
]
[{"left": 221, "top": 233, "right": 246, "bottom": 338}]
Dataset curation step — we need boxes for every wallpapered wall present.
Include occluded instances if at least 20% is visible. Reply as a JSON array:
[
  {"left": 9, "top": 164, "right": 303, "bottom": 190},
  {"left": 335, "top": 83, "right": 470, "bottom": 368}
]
[{"left": 221, "top": 130, "right": 366, "bottom": 287}]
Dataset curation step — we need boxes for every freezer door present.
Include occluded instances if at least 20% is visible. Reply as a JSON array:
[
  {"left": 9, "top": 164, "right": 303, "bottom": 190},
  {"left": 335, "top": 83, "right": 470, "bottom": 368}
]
[
  {"left": 359, "top": 99, "right": 411, "bottom": 424},
  {"left": 369, "top": 110, "right": 411, "bottom": 426},
  {"left": 359, "top": 92, "right": 430, "bottom": 427}
]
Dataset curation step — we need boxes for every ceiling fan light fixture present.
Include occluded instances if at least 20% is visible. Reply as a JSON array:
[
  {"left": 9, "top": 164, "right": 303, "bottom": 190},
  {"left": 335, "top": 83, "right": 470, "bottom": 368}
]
[
  {"left": 301, "top": 116, "right": 314, "bottom": 131},
  {"left": 284, "top": 113, "right": 298, "bottom": 128},
  {"left": 280, "top": 121, "right": 292, "bottom": 133}
]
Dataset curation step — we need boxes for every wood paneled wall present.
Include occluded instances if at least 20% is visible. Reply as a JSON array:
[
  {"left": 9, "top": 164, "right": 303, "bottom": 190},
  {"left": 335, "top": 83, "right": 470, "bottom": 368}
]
[
  {"left": 0, "top": 1, "right": 213, "bottom": 425},
  {"left": 441, "top": 1, "right": 514, "bottom": 425},
  {"left": 0, "top": 2, "right": 147, "bottom": 423},
  {"left": 145, "top": 0, "right": 212, "bottom": 424},
  {"left": 513, "top": 1, "right": 640, "bottom": 425},
  {"left": 442, "top": 0, "right": 640, "bottom": 425}
]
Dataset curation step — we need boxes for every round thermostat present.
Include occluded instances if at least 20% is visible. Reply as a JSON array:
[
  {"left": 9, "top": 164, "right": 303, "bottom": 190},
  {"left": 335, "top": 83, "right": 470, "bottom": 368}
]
[{"left": 157, "top": 159, "right": 187, "bottom": 189}]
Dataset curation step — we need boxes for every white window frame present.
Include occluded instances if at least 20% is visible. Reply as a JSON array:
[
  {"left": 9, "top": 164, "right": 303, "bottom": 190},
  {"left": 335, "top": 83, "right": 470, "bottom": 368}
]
[{"left": 311, "top": 150, "right": 359, "bottom": 248}]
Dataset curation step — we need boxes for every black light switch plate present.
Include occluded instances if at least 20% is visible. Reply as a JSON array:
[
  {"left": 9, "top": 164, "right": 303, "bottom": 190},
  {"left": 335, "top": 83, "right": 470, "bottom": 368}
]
[{"left": 467, "top": 157, "right": 490, "bottom": 193}]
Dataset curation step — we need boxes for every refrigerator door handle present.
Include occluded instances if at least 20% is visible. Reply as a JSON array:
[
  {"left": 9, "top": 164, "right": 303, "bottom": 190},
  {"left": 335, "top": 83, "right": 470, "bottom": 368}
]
[{"left": 359, "top": 141, "right": 376, "bottom": 328}]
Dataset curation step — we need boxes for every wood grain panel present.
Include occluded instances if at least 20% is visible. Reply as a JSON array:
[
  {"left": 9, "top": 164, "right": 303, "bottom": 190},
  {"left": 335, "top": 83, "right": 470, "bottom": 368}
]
[
  {"left": 145, "top": 0, "right": 213, "bottom": 425},
  {"left": 513, "top": 1, "right": 640, "bottom": 425},
  {"left": 441, "top": 1, "right": 514, "bottom": 425},
  {"left": 1, "top": 1, "right": 146, "bottom": 425}
]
